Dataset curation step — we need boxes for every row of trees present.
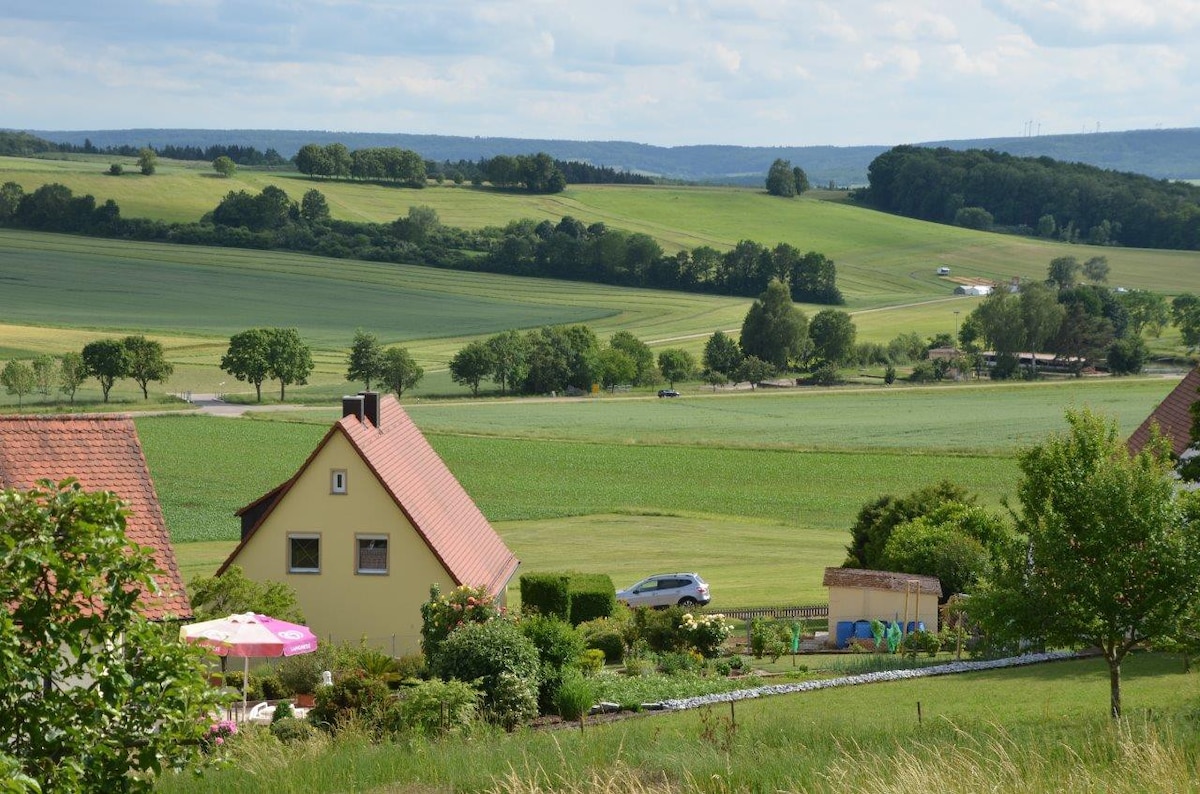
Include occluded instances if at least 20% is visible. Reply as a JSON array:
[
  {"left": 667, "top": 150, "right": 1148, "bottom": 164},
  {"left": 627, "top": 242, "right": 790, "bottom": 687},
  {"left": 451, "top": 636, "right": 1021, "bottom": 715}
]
[
  {"left": 295, "top": 143, "right": 428, "bottom": 187},
  {"left": 959, "top": 256, "right": 1196, "bottom": 377},
  {"left": 847, "top": 409, "right": 1200, "bottom": 718},
  {"left": 0, "top": 181, "right": 844, "bottom": 303},
  {"left": 859, "top": 145, "right": 1200, "bottom": 250},
  {"left": 3, "top": 336, "right": 173, "bottom": 406},
  {"left": 765, "top": 158, "right": 811, "bottom": 197}
]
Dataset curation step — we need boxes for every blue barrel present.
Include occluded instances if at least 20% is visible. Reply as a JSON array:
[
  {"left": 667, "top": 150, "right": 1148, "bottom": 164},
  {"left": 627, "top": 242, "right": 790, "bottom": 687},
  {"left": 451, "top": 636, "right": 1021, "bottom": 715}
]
[
  {"left": 906, "top": 621, "right": 926, "bottom": 633},
  {"left": 853, "top": 620, "right": 873, "bottom": 640},
  {"left": 835, "top": 621, "right": 854, "bottom": 649}
]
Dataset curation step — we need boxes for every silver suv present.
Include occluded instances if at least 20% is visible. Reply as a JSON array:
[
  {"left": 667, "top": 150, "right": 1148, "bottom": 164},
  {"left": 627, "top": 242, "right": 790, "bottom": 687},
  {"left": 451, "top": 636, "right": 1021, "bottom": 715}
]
[{"left": 616, "top": 573, "right": 711, "bottom": 609}]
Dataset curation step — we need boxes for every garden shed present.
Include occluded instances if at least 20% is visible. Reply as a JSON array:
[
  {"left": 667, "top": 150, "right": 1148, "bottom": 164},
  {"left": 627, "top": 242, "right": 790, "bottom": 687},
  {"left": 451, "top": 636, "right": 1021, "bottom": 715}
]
[{"left": 823, "top": 568, "right": 941, "bottom": 646}]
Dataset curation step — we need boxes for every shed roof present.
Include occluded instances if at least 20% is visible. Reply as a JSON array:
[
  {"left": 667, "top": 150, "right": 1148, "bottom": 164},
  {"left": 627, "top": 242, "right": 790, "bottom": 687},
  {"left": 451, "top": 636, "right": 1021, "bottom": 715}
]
[
  {"left": 0, "top": 414, "right": 191, "bottom": 620},
  {"left": 823, "top": 567, "right": 942, "bottom": 597},
  {"left": 1127, "top": 367, "right": 1200, "bottom": 458},
  {"left": 222, "top": 395, "right": 519, "bottom": 596}
]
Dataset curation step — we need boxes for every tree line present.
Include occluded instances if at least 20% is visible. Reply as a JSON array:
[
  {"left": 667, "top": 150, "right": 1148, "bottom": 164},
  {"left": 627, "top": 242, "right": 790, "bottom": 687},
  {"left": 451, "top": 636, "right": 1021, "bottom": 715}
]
[
  {"left": 857, "top": 145, "right": 1200, "bottom": 250},
  {"left": 1, "top": 335, "right": 173, "bottom": 406},
  {"left": 0, "top": 181, "right": 844, "bottom": 303}
]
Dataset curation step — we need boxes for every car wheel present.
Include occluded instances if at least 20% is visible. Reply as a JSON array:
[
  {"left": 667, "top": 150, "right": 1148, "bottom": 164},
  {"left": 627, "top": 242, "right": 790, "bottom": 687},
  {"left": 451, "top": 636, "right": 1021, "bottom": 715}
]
[{"left": 679, "top": 597, "right": 699, "bottom": 607}]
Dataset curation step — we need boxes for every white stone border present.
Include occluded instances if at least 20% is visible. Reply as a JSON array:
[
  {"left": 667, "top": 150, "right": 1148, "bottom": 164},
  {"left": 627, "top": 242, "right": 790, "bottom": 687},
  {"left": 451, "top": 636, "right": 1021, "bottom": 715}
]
[{"left": 653, "top": 651, "right": 1078, "bottom": 711}]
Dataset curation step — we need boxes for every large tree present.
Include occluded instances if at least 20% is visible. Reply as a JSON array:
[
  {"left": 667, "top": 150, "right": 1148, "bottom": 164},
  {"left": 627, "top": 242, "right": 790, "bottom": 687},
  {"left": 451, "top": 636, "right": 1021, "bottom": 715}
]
[
  {"left": 967, "top": 291, "right": 1025, "bottom": 378},
  {"left": 739, "top": 278, "right": 808, "bottom": 370},
  {"left": 379, "top": 346, "right": 424, "bottom": 399},
  {"left": 187, "top": 565, "right": 303, "bottom": 624},
  {"left": 971, "top": 410, "right": 1200, "bottom": 718},
  {"left": 608, "top": 331, "right": 656, "bottom": 386},
  {"left": 702, "top": 330, "right": 743, "bottom": 378},
  {"left": 765, "top": 158, "right": 797, "bottom": 197},
  {"left": 81, "top": 339, "right": 129, "bottom": 403},
  {"left": 485, "top": 330, "right": 528, "bottom": 396},
  {"left": 596, "top": 347, "right": 637, "bottom": 393},
  {"left": 122, "top": 335, "right": 173, "bottom": 399},
  {"left": 136, "top": 147, "right": 157, "bottom": 176},
  {"left": 1173, "top": 293, "right": 1200, "bottom": 350},
  {"left": 1, "top": 360, "right": 35, "bottom": 407},
  {"left": 30, "top": 354, "right": 54, "bottom": 400},
  {"left": 346, "top": 328, "right": 384, "bottom": 391},
  {"left": 265, "top": 327, "right": 314, "bottom": 401},
  {"left": 220, "top": 328, "right": 271, "bottom": 402},
  {"left": 58, "top": 351, "right": 87, "bottom": 404},
  {"left": 808, "top": 309, "right": 857, "bottom": 367},
  {"left": 657, "top": 348, "right": 696, "bottom": 388},
  {"left": 1018, "top": 281, "right": 1066, "bottom": 376},
  {"left": 449, "top": 340, "right": 493, "bottom": 397},
  {"left": 0, "top": 480, "right": 223, "bottom": 791}
]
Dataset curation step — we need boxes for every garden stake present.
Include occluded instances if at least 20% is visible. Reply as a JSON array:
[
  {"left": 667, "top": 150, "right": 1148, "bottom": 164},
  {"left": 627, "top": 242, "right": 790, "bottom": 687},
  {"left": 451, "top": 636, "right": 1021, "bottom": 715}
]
[
  {"left": 730, "top": 699, "right": 736, "bottom": 727},
  {"left": 917, "top": 701, "right": 923, "bottom": 724}
]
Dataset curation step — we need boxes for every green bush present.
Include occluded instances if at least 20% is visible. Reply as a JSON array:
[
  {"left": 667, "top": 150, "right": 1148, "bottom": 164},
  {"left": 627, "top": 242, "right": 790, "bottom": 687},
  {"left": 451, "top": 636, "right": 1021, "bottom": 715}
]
[
  {"left": 679, "top": 612, "right": 733, "bottom": 658},
  {"left": 277, "top": 653, "right": 322, "bottom": 696},
  {"left": 420, "top": 583, "right": 501, "bottom": 660},
  {"left": 568, "top": 573, "right": 616, "bottom": 625},
  {"left": 432, "top": 619, "right": 540, "bottom": 724},
  {"left": 521, "top": 614, "right": 585, "bottom": 711},
  {"left": 269, "top": 715, "right": 317, "bottom": 743},
  {"left": 902, "top": 629, "right": 943, "bottom": 658},
  {"left": 487, "top": 672, "right": 539, "bottom": 731},
  {"left": 393, "top": 653, "right": 428, "bottom": 681},
  {"left": 578, "top": 616, "right": 626, "bottom": 663},
  {"left": 519, "top": 573, "right": 571, "bottom": 620},
  {"left": 554, "top": 668, "right": 595, "bottom": 721},
  {"left": 631, "top": 606, "right": 688, "bottom": 653},
  {"left": 308, "top": 673, "right": 392, "bottom": 734},
  {"left": 579, "top": 648, "right": 606, "bottom": 676},
  {"left": 271, "top": 701, "right": 294, "bottom": 722},
  {"left": 749, "top": 618, "right": 790, "bottom": 661},
  {"left": 388, "top": 678, "right": 480, "bottom": 736},
  {"left": 258, "top": 672, "right": 288, "bottom": 701},
  {"left": 657, "top": 650, "right": 704, "bottom": 675}
]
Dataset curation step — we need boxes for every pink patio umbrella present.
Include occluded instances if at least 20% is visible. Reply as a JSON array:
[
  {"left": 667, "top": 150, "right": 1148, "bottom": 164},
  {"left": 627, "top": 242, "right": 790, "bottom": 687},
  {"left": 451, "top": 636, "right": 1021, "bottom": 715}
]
[{"left": 180, "top": 612, "right": 319, "bottom": 717}]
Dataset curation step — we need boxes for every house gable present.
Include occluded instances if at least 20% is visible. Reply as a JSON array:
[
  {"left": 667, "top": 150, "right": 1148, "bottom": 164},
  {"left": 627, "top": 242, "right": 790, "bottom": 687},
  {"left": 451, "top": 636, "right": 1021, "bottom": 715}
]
[
  {"left": 0, "top": 414, "right": 190, "bottom": 620},
  {"left": 221, "top": 394, "right": 519, "bottom": 654},
  {"left": 1127, "top": 367, "right": 1200, "bottom": 458}
]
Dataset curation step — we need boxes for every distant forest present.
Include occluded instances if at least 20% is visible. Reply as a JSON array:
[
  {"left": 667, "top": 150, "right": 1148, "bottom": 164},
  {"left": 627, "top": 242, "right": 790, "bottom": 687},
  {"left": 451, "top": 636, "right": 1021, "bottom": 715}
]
[
  {"left": 14, "top": 126, "right": 1200, "bottom": 185},
  {"left": 857, "top": 146, "right": 1200, "bottom": 250},
  {"left": 0, "top": 181, "right": 841, "bottom": 304},
  {"left": 0, "top": 132, "right": 654, "bottom": 191}
]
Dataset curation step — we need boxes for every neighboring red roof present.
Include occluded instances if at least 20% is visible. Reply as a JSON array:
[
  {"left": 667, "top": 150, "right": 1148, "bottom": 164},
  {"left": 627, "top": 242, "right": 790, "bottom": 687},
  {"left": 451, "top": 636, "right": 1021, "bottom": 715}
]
[
  {"left": 0, "top": 415, "right": 191, "bottom": 620},
  {"left": 823, "top": 567, "right": 943, "bottom": 597},
  {"left": 1127, "top": 368, "right": 1200, "bottom": 458},
  {"left": 222, "top": 396, "right": 519, "bottom": 596}
]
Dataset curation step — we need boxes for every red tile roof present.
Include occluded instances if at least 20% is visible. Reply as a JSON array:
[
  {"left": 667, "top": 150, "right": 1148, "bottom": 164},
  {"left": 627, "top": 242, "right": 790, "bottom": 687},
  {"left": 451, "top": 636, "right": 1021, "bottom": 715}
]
[
  {"left": 0, "top": 415, "right": 191, "bottom": 620},
  {"left": 1127, "top": 368, "right": 1200, "bottom": 458},
  {"left": 823, "top": 567, "right": 943, "bottom": 597},
  {"left": 223, "top": 396, "right": 519, "bottom": 596}
]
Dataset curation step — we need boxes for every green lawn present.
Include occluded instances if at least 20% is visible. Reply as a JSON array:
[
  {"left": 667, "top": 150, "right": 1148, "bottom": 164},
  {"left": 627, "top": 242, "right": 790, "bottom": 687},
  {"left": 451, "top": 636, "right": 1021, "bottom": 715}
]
[{"left": 155, "top": 653, "right": 1200, "bottom": 793}]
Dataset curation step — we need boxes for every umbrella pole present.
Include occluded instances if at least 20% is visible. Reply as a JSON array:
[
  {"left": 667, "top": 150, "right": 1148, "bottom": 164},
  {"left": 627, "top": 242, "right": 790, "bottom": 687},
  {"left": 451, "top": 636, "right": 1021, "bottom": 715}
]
[{"left": 242, "top": 656, "right": 249, "bottom": 721}]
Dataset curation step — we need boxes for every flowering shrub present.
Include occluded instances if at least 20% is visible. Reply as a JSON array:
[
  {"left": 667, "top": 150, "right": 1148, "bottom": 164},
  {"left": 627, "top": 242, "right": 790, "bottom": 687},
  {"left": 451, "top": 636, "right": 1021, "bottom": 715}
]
[
  {"left": 201, "top": 720, "right": 237, "bottom": 753},
  {"left": 680, "top": 612, "right": 733, "bottom": 658},
  {"left": 420, "top": 583, "right": 502, "bottom": 659}
]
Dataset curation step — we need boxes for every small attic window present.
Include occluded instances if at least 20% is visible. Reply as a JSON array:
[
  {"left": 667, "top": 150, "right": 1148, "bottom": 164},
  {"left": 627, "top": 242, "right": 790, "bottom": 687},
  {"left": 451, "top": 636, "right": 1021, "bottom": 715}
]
[
  {"left": 288, "top": 534, "right": 320, "bottom": 574},
  {"left": 331, "top": 469, "right": 347, "bottom": 494}
]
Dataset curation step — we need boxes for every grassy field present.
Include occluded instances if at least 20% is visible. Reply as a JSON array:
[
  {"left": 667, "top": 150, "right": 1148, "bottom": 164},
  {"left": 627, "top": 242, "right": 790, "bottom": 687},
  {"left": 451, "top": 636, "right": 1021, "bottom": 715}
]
[
  {"left": 155, "top": 653, "right": 1200, "bottom": 793},
  {"left": 143, "top": 375, "right": 1174, "bottom": 604}
]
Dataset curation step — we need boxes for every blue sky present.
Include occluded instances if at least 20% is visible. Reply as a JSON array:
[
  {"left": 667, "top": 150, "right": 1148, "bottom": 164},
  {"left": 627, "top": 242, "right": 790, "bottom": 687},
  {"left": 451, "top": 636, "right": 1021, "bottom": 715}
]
[{"left": 2, "top": 0, "right": 1197, "bottom": 147}]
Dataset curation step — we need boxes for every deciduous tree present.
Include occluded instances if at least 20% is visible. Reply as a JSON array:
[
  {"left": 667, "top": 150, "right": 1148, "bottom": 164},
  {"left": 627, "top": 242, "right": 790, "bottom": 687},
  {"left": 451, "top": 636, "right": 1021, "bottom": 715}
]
[
  {"left": 58, "top": 352, "right": 87, "bottom": 404},
  {"left": 1, "top": 360, "right": 35, "bottom": 407},
  {"left": 122, "top": 335, "right": 173, "bottom": 399},
  {"left": 608, "top": 331, "right": 656, "bottom": 385},
  {"left": 212, "top": 155, "right": 236, "bottom": 177},
  {"left": 220, "top": 328, "right": 271, "bottom": 402},
  {"left": 187, "top": 565, "right": 303, "bottom": 623},
  {"left": 30, "top": 354, "right": 54, "bottom": 400},
  {"left": 136, "top": 147, "right": 157, "bottom": 176},
  {"left": 265, "top": 328, "right": 314, "bottom": 401},
  {"left": 808, "top": 309, "right": 857, "bottom": 367},
  {"left": 346, "top": 328, "right": 384, "bottom": 390},
  {"left": 449, "top": 340, "right": 493, "bottom": 397},
  {"left": 971, "top": 410, "right": 1200, "bottom": 718},
  {"left": 0, "top": 480, "right": 223, "bottom": 791},
  {"left": 765, "top": 158, "right": 797, "bottom": 197},
  {"left": 657, "top": 348, "right": 696, "bottom": 388},
  {"left": 81, "top": 339, "right": 129, "bottom": 402},
  {"left": 379, "top": 346, "right": 423, "bottom": 399},
  {"left": 596, "top": 347, "right": 637, "bottom": 393},
  {"left": 702, "top": 330, "right": 743, "bottom": 378},
  {"left": 485, "top": 330, "right": 528, "bottom": 396},
  {"left": 739, "top": 278, "right": 808, "bottom": 370}
]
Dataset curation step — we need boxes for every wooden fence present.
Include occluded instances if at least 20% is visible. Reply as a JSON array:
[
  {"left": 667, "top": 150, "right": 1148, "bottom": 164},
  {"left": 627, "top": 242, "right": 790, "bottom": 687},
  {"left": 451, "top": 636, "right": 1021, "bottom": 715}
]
[{"left": 717, "top": 604, "right": 829, "bottom": 621}]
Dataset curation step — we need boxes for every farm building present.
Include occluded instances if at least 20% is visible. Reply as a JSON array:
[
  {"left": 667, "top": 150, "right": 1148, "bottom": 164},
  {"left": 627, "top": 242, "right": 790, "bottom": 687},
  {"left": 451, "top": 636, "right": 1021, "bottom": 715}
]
[
  {"left": 823, "top": 568, "right": 941, "bottom": 646},
  {"left": 0, "top": 414, "right": 191, "bottom": 620},
  {"left": 954, "top": 284, "right": 992, "bottom": 296},
  {"left": 219, "top": 393, "right": 519, "bottom": 655}
]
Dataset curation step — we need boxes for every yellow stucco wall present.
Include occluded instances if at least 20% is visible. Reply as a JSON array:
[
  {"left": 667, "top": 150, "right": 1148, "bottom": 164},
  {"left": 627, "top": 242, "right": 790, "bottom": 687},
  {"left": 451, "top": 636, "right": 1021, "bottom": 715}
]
[
  {"left": 232, "top": 432, "right": 454, "bottom": 656},
  {"left": 827, "top": 586, "right": 939, "bottom": 637}
]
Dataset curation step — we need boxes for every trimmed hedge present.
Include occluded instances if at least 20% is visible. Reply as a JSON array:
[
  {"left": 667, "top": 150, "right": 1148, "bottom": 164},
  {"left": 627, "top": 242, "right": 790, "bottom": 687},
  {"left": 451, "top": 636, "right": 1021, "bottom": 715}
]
[
  {"left": 568, "top": 573, "right": 616, "bottom": 626},
  {"left": 519, "top": 573, "right": 571, "bottom": 620}
]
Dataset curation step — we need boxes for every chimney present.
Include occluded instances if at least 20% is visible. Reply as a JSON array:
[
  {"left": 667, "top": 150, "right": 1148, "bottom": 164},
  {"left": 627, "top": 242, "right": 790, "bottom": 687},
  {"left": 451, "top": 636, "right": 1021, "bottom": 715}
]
[
  {"left": 341, "top": 395, "right": 365, "bottom": 422},
  {"left": 359, "top": 391, "right": 381, "bottom": 427}
]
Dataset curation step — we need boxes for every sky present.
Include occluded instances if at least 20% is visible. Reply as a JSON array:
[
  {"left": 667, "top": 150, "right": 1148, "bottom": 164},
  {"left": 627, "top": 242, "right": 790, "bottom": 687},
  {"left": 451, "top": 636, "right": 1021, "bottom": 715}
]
[{"left": 2, "top": 0, "right": 1198, "bottom": 148}]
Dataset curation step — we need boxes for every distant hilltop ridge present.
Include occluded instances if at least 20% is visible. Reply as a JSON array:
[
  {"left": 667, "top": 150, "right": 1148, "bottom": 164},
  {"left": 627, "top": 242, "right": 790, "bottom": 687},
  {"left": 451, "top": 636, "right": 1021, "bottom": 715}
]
[{"left": 21, "top": 126, "right": 1200, "bottom": 187}]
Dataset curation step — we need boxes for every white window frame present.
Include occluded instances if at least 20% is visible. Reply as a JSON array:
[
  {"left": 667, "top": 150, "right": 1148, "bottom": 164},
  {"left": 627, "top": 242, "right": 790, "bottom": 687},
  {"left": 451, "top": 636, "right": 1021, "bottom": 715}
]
[
  {"left": 288, "top": 533, "right": 321, "bottom": 574},
  {"left": 330, "top": 469, "right": 348, "bottom": 494},
  {"left": 355, "top": 534, "right": 389, "bottom": 575}
]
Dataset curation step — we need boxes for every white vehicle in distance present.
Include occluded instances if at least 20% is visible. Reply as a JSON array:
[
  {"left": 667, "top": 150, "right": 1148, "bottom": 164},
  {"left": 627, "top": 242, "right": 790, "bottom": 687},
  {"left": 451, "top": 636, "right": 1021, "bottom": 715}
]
[{"left": 616, "top": 573, "right": 711, "bottom": 609}]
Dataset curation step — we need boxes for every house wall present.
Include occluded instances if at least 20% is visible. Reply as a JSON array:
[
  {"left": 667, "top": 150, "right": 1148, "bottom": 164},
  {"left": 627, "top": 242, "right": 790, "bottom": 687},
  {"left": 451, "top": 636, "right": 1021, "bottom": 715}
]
[
  {"left": 827, "top": 586, "right": 939, "bottom": 637},
  {"left": 232, "top": 432, "right": 454, "bottom": 656}
]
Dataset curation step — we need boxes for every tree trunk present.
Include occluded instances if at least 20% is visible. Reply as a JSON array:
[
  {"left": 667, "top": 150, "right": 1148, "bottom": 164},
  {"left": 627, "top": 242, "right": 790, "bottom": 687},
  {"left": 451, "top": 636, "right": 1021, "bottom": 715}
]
[
  {"left": 279, "top": 381, "right": 286, "bottom": 402},
  {"left": 1108, "top": 657, "right": 1122, "bottom": 719}
]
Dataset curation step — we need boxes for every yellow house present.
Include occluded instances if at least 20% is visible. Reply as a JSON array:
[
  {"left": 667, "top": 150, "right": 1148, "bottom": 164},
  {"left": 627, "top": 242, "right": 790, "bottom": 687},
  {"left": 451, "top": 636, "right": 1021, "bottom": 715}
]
[
  {"left": 823, "top": 568, "right": 941, "bottom": 646},
  {"left": 218, "top": 393, "right": 519, "bottom": 656}
]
